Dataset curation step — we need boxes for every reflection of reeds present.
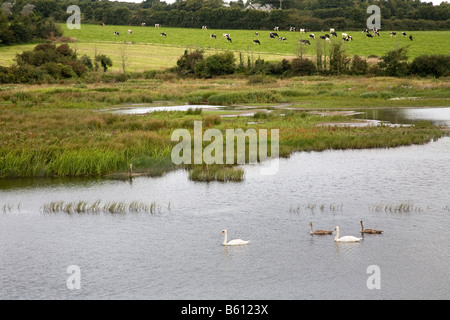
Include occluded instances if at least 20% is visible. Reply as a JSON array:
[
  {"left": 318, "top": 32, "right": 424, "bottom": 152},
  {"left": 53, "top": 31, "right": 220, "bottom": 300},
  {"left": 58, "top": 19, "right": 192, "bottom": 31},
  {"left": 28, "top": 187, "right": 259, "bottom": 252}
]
[
  {"left": 41, "top": 200, "right": 163, "bottom": 214},
  {"left": 289, "top": 203, "right": 343, "bottom": 213},
  {"left": 370, "top": 203, "right": 423, "bottom": 213}
]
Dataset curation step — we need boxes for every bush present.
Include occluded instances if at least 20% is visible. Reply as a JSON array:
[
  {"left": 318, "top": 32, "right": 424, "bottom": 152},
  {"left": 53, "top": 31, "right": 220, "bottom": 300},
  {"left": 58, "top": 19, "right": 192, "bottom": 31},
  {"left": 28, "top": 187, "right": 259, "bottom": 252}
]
[
  {"left": 290, "top": 58, "right": 316, "bottom": 76},
  {"left": 378, "top": 47, "right": 410, "bottom": 77},
  {"left": 177, "top": 49, "right": 204, "bottom": 76},
  {"left": 350, "top": 55, "right": 368, "bottom": 75},
  {"left": 409, "top": 55, "right": 450, "bottom": 78}
]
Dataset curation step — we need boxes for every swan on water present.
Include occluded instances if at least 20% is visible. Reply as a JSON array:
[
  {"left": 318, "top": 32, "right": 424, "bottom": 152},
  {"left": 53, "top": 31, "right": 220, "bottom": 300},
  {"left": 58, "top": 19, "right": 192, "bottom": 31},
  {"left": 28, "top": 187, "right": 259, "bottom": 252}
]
[
  {"left": 222, "top": 229, "right": 249, "bottom": 246},
  {"left": 334, "top": 226, "right": 362, "bottom": 242},
  {"left": 309, "top": 222, "right": 333, "bottom": 235},
  {"left": 360, "top": 220, "right": 383, "bottom": 234}
]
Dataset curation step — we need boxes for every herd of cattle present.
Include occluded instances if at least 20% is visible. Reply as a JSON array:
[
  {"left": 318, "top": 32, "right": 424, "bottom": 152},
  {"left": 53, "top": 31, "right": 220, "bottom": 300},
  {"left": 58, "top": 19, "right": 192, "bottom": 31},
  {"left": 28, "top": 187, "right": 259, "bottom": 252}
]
[{"left": 108, "top": 23, "right": 414, "bottom": 45}]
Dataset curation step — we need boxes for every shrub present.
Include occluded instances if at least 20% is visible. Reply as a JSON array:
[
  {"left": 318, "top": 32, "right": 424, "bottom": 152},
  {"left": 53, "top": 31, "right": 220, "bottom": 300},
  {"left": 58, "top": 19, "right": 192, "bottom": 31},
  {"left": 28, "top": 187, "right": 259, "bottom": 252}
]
[
  {"left": 290, "top": 58, "right": 316, "bottom": 76},
  {"left": 350, "top": 55, "right": 368, "bottom": 75},
  {"left": 409, "top": 55, "right": 450, "bottom": 78},
  {"left": 378, "top": 47, "right": 410, "bottom": 77},
  {"left": 177, "top": 49, "right": 204, "bottom": 76}
]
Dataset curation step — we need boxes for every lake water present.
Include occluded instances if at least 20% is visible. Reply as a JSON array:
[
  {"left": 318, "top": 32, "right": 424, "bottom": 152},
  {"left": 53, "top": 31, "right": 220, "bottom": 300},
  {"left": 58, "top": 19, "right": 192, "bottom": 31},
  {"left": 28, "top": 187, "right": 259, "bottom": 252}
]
[{"left": 0, "top": 108, "right": 449, "bottom": 300}]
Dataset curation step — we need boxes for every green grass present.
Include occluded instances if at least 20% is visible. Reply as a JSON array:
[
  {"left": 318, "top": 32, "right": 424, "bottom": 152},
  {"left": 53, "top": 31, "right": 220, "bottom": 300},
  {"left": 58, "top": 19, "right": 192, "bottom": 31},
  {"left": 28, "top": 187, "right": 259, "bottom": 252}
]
[{"left": 1, "top": 24, "right": 449, "bottom": 72}]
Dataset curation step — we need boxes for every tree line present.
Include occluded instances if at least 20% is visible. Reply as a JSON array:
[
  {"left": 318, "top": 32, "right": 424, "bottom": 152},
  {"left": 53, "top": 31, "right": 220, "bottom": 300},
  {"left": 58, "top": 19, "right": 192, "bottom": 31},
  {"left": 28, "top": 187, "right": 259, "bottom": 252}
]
[{"left": 0, "top": 0, "right": 449, "bottom": 46}]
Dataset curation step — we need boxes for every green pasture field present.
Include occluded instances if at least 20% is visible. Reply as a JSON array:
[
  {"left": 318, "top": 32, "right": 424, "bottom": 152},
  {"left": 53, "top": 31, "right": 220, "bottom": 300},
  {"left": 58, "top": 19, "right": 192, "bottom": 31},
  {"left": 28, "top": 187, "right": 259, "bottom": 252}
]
[{"left": 1, "top": 24, "right": 449, "bottom": 72}]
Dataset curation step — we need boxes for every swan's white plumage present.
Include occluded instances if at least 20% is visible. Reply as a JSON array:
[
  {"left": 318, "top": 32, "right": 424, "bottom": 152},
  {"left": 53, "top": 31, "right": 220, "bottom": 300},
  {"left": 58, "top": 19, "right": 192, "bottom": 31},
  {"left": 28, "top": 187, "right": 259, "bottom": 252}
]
[
  {"left": 334, "top": 226, "right": 362, "bottom": 242},
  {"left": 222, "top": 229, "right": 249, "bottom": 246}
]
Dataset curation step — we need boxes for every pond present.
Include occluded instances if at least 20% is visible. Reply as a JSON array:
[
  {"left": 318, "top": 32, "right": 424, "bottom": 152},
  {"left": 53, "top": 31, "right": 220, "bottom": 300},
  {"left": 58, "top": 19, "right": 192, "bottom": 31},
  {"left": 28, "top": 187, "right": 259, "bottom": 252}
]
[{"left": 0, "top": 107, "right": 449, "bottom": 300}]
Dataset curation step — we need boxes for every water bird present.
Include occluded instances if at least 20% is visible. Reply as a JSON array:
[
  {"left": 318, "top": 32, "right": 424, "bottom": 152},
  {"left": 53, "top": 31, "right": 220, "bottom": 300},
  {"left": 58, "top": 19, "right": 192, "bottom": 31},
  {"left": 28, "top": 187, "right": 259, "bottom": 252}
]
[
  {"left": 309, "top": 222, "right": 333, "bottom": 235},
  {"left": 334, "top": 226, "right": 362, "bottom": 242},
  {"left": 222, "top": 229, "right": 249, "bottom": 246},
  {"left": 360, "top": 220, "right": 383, "bottom": 234}
]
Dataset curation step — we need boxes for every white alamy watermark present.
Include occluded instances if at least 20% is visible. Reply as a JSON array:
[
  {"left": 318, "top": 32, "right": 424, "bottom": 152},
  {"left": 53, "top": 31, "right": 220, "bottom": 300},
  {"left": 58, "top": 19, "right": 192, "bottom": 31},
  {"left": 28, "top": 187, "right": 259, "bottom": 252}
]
[
  {"left": 171, "top": 121, "right": 279, "bottom": 175},
  {"left": 67, "top": 5, "right": 81, "bottom": 30},
  {"left": 366, "top": 265, "right": 381, "bottom": 290},
  {"left": 367, "top": 5, "right": 381, "bottom": 30},
  {"left": 66, "top": 265, "right": 81, "bottom": 290}
]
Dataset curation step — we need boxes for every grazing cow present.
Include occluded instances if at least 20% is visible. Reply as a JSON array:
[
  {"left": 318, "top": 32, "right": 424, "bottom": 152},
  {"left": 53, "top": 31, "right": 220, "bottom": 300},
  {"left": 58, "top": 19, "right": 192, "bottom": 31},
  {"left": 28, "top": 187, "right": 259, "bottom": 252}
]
[
  {"left": 155, "top": 24, "right": 160, "bottom": 28},
  {"left": 331, "top": 32, "right": 337, "bottom": 37},
  {"left": 300, "top": 29, "right": 306, "bottom": 33},
  {"left": 141, "top": 23, "right": 146, "bottom": 27},
  {"left": 274, "top": 26, "right": 279, "bottom": 31},
  {"left": 114, "top": 31, "right": 119, "bottom": 36},
  {"left": 319, "top": 35, "right": 326, "bottom": 40},
  {"left": 202, "top": 26, "right": 207, "bottom": 30},
  {"left": 330, "top": 28, "right": 335, "bottom": 33},
  {"left": 255, "top": 32, "right": 259, "bottom": 37},
  {"left": 253, "top": 39, "right": 261, "bottom": 45},
  {"left": 210, "top": 34, "right": 217, "bottom": 39},
  {"left": 366, "top": 33, "right": 373, "bottom": 38},
  {"left": 299, "top": 39, "right": 311, "bottom": 45},
  {"left": 289, "top": 27, "right": 295, "bottom": 32},
  {"left": 343, "top": 35, "right": 353, "bottom": 41},
  {"left": 341, "top": 33, "right": 348, "bottom": 38},
  {"left": 227, "top": 37, "right": 232, "bottom": 42},
  {"left": 402, "top": 32, "right": 407, "bottom": 37},
  {"left": 309, "top": 33, "right": 315, "bottom": 39},
  {"left": 325, "top": 37, "right": 331, "bottom": 42},
  {"left": 160, "top": 32, "right": 167, "bottom": 37},
  {"left": 269, "top": 33, "right": 275, "bottom": 39},
  {"left": 128, "top": 30, "right": 132, "bottom": 34},
  {"left": 409, "top": 35, "right": 413, "bottom": 41},
  {"left": 390, "top": 32, "right": 396, "bottom": 37},
  {"left": 223, "top": 33, "right": 230, "bottom": 38},
  {"left": 374, "top": 30, "right": 380, "bottom": 37},
  {"left": 279, "top": 37, "right": 287, "bottom": 42},
  {"left": 363, "top": 28, "right": 369, "bottom": 33},
  {"left": 325, "top": 34, "right": 330, "bottom": 38},
  {"left": 100, "top": 23, "right": 105, "bottom": 26}
]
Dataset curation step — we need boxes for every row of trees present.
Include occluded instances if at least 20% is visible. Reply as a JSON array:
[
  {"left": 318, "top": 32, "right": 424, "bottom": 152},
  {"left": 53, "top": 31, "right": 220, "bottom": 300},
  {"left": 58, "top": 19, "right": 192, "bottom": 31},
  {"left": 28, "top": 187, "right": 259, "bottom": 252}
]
[{"left": 1, "top": 0, "right": 449, "bottom": 45}]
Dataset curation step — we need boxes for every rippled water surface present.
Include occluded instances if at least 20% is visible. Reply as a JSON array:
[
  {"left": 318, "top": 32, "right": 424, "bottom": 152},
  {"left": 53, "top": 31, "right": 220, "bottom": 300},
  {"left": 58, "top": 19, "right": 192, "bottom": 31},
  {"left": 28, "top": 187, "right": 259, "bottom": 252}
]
[{"left": 1, "top": 136, "right": 449, "bottom": 299}]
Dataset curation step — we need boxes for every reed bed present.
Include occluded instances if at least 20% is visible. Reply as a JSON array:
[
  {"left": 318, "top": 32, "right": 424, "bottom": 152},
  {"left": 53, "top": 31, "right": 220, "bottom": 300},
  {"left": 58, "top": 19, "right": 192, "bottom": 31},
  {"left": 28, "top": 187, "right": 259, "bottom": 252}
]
[
  {"left": 289, "top": 203, "right": 344, "bottom": 214},
  {"left": 370, "top": 203, "right": 424, "bottom": 213},
  {"left": 41, "top": 200, "right": 164, "bottom": 214},
  {"left": 188, "top": 165, "right": 245, "bottom": 182}
]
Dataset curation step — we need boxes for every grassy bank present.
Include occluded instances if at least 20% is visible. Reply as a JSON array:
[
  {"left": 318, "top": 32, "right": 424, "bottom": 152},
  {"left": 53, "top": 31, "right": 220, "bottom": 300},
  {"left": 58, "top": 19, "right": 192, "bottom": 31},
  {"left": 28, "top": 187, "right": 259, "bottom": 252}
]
[{"left": 0, "top": 76, "right": 447, "bottom": 180}]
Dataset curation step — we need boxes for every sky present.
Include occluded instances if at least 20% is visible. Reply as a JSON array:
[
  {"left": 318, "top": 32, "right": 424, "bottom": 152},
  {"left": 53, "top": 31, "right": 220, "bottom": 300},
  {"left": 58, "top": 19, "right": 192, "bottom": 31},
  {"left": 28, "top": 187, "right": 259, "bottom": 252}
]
[{"left": 117, "top": 0, "right": 447, "bottom": 5}]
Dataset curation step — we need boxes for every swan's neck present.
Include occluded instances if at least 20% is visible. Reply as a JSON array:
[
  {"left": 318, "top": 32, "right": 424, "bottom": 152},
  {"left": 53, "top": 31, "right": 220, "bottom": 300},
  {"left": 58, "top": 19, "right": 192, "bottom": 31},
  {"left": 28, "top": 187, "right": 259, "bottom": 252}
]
[
  {"left": 360, "top": 222, "right": 364, "bottom": 231},
  {"left": 310, "top": 224, "right": 313, "bottom": 233},
  {"left": 223, "top": 232, "right": 227, "bottom": 245},
  {"left": 334, "top": 228, "right": 339, "bottom": 241}
]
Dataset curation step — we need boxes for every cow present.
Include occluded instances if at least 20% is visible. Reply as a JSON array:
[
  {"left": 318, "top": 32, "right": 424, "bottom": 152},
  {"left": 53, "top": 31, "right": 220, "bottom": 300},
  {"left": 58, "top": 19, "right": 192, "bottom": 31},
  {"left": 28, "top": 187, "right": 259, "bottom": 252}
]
[
  {"left": 253, "top": 39, "right": 261, "bottom": 45},
  {"left": 289, "top": 27, "right": 295, "bottom": 32},
  {"left": 309, "top": 33, "right": 315, "bottom": 39},
  {"left": 141, "top": 23, "right": 146, "bottom": 27},
  {"left": 319, "top": 35, "right": 326, "bottom": 40},
  {"left": 274, "top": 26, "right": 279, "bottom": 31},
  {"left": 390, "top": 32, "right": 396, "bottom": 37},
  {"left": 341, "top": 33, "right": 347, "bottom": 38},
  {"left": 325, "top": 34, "right": 330, "bottom": 38},
  {"left": 210, "top": 34, "right": 217, "bottom": 39},
  {"left": 343, "top": 35, "right": 353, "bottom": 41},
  {"left": 279, "top": 37, "right": 287, "bottom": 42},
  {"left": 128, "top": 30, "right": 132, "bottom": 34},
  {"left": 374, "top": 30, "right": 380, "bottom": 36},
  {"left": 330, "top": 28, "right": 335, "bottom": 33},
  {"left": 402, "top": 32, "right": 407, "bottom": 37},
  {"left": 160, "top": 32, "right": 167, "bottom": 37},
  {"left": 269, "top": 33, "right": 275, "bottom": 39},
  {"left": 325, "top": 37, "right": 331, "bottom": 42},
  {"left": 114, "top": 31, "right": 119, "bottom": 36},
  {"left": 299, "top": 39, "right": 310, "bottom": 45},
  {"left": 227, "top": 37, "right": 232, "bottom": 42},
  {"left": 155, "top": 24, "right": 160, "bottom": 28},
  {"left": 409, "top": 35, "right": 413, "bottom": 41},
  {"left": 100, "top": 23, "right": 105, "bottom": 26},
  {"left": 331, "top": 32, "right": 337, "bottom": 37},
  {"left": 202, "top": 26, "right": 207, "bottom": 30},
  {"left": 366, "top": 33, "right": 373, "bottom": 38},
  {"left": 300, "top": 29, "right": 306, "bottom": 33},
  {"left": 223, "top": 33, "right": 230, "bottom": 38},
  {"left": 255, "top": 32, "right": 259, "bottom": 37}
]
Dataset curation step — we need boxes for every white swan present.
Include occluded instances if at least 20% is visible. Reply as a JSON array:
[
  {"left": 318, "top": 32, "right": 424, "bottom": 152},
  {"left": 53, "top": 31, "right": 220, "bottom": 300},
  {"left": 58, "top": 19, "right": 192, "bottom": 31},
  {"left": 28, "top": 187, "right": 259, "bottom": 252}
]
[
  {"left": 222, "top": 229, "right": 249, "bottom": 246},
  {"left": 334, "top": 226, "right": 362, "bottom": 242}
]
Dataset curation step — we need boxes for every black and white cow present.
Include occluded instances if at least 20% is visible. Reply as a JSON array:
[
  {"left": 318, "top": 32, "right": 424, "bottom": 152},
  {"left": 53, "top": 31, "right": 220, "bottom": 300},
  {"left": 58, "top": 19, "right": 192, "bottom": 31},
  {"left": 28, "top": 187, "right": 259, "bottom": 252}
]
[
  {"left": 402, "top": 32, "right": 407, "bottom": 37},
  {"left": 366, "top": 33, "right": 373, "bottom": 38},
  {"left": 253, "top": 39, "right": 261, "bottom": 45},
  {"left": 279, "top": 37, "right": 287, "bottom": 42},
  {"left": 299, "top": 39, "right": 311, "bottom": 45},
  {"left": 309, "top": 33, "right": 315, "bottom": 39},
  {"left": 331, "top": 32, "right": 337, "bottom": 37},
  {"left": 409, "top": 35, "right": 413, "bottom": 41},
  {"left": 114, "top": 31, "right": 120, "bottom": 36},
  {"left": 255, "top": 32, "right": 259, "bottom": 37},
  {"left": 210, "top": 34, "right": 217, "bottom": 39},
  {"left": 390, "top": 32, "right": 397, "bottom": 37},
  {"left": 160, "top": 32, "right": 167, "bottom": 37},
  {"left": 227, "top": 37, "right": 232, "bottom": 42}
]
